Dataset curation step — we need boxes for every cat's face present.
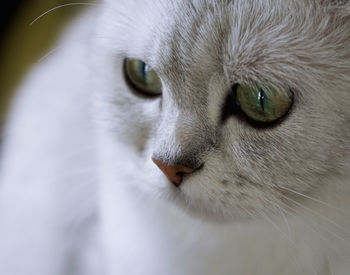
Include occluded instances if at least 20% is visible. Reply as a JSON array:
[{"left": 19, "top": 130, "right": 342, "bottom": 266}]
[{"left": 92, "top": 0, "right": 350, "bottom": 220}]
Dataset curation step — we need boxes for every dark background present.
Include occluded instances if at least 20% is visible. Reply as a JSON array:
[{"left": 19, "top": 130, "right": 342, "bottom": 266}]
[
  {"left": 0, "top": 1, "right": 23, "bottom": 40},
  {"left": 0, "top": 0, "right": 91, "bottom": 124}
]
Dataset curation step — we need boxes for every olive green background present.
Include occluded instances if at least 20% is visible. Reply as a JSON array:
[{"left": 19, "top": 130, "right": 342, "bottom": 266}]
[{"left": 0, "top": 0, "right": 92, "bottom": 125}]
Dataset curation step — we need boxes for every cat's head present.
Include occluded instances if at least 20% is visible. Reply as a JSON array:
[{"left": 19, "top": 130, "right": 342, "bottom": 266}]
[{"left": 91, "top": 0, "right": 350, "bottom": 220}]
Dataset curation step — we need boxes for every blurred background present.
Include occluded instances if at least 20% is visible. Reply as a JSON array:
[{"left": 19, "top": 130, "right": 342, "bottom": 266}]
[{"left": 0, "top": 0, "right": 90, "bottom": 127}]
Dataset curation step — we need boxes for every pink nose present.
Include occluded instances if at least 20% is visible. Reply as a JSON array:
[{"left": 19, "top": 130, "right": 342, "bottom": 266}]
[{"left": 152, "top": 158, "right": 197, "bottom": 186}]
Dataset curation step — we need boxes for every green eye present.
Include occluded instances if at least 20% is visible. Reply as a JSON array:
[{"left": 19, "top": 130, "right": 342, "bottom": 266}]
[
  {"left": 124, "top": 58, "right": 162, "bottom": 96},
  {"left": 236, "top": 84, "right": 293, "bottom": 123}
]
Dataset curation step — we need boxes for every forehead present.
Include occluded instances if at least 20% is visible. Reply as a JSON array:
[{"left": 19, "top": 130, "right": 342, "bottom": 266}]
[{"left": 103, "top": 0, "right": 345, "bottom": 87}]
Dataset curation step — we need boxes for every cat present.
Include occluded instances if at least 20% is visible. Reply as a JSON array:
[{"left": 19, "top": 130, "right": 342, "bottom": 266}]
[{"left": 1, "top": 0, "right": 350, "bottom": 274}]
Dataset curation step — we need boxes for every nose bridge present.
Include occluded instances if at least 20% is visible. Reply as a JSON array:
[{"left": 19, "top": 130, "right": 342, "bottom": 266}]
[{"left": 154, "top": 101, "right": 215, "bottom": 167}]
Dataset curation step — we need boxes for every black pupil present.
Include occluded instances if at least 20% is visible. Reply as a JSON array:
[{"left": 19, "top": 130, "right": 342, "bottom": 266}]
[
  {"left": 140, "top": 62, "right": 147, "bottom": 79},
  {"left": 259, "top": 89, "right": 265, "bottom": 111}
]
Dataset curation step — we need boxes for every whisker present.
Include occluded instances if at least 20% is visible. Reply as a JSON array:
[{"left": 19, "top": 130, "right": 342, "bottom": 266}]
[
  {"left": 263, "top": 188, "right": 349, "bottom": 256},
  {"left": 260, "top": 195, "right": 298, "bottom": 244},
  {"left": 240, "top": 205, "right": 255, "bottom": 219},
  {"left": 279, "top": 192, "right": 350, "bottom": 237},
  {"left": 274, "top": 202, "right": 348, "bottom": 273},
  {"left": 277, "top": 199, "right": 350, "bottom": 258},
  {"left": 258, "top": 206, "right": 295, "bottom": 247},
  {"left": 281, "top": 195, "right": 350, "bottom": 247},
  {"left": 277, "top": 185, "right": 346, "bottom": 214},
  {"left": 256, "top": 206, "right": 316, "bottom": 275},
  {"left": 30, "top": 2, "right": 99, "bottom": 26},
  {"left": 37, "top": 47, "right": 60, "bottom": 64},
  {"left": 270, "top": 200, "right": 292, "bottom": 241}
]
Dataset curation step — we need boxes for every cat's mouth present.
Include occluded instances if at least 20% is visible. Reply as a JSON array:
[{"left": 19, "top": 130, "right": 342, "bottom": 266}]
[
  {"left": 153, "top": 167, "right": 287, "bottom": 222},
  {"left": 155, "top": 175, "right": 254, "bottom": 222},
  {"left": 169, "top": 188, "right": 252, "bottom": 222}
]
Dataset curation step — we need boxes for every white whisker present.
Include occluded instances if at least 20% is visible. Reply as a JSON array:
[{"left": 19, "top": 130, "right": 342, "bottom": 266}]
[
  {"left": 37, "top": 47, "right": 60, "bottom": 64},
  {"left": 278, "top": 201, "right": 344, "bottom": 256},
  {"left": 260, "top": 195, "right": 296, "bottom": 244},
  {"left": 273, "top": 201, "right": 292, "bottom": 241},
  {"left": 282, "top": 195, "right": 350, "bottom": 246},
  {"left": 278, "top": 199, "right": 350, "bottom": 258},
  {"left": 30, "top": 2, "right": 98, "bottom": 26},
  {"left": 279, "top": 192, "right": 350, "bottom": 237},
  {"left": 258, "top": 207, "right": 295, "bottom": 247},
  {"left": 257, "top": 206, "right": 316, "bottom": 275},
  {"left": 277, "top": 186, "right": 346, "bottom": 214}
]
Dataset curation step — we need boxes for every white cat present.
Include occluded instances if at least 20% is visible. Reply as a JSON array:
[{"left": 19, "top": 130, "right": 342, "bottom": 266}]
[{"left": 1, "top": 0, "right": 350, "bottom": 274}]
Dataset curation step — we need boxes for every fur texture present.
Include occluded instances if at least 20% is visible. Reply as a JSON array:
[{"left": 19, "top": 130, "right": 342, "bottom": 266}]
[{"left": 1, "top": 0, "right": 350, "bottom": 274}]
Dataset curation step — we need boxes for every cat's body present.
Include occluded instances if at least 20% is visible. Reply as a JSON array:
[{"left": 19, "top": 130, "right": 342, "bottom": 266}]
[{"left": 1, "top": 0, "right": 350, "bottom": 274}]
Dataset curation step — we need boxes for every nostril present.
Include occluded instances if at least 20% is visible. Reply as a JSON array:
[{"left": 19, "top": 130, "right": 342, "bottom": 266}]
[
  {"left": 152, "top": 157, "right": 202, "bottom": 187},
  {"left": 174, "top": 172, "right": 185, "bottom": 186},
  {"left": 195, "top": 163, "right": 204, "bottom": 172},
  {"left": 171, "top": 173, "right": 183, "bottom": 187}
]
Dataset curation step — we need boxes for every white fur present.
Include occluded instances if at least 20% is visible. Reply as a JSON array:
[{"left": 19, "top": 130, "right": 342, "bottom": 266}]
[{"left": 1, "top": 0, "right": 350, "bottom": 274}]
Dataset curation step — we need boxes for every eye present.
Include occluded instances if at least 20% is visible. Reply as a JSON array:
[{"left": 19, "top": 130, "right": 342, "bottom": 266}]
[
  {"left": 124, "top": 58, "right": 162, "bottom": 96},
  {"left": 236, "top": 83, "right": 293, "bottom": 123}
]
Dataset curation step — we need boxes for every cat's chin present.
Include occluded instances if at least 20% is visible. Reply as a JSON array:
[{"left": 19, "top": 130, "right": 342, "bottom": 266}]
[
  {"left": 155, "top": 184, "right": 254, "bottom": 223},
  {"left": 131, "top": 178, "right": 249, "bottom": 223},
  {"left": 175, "top": 199, "right": 253, "bottom": 223}
]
